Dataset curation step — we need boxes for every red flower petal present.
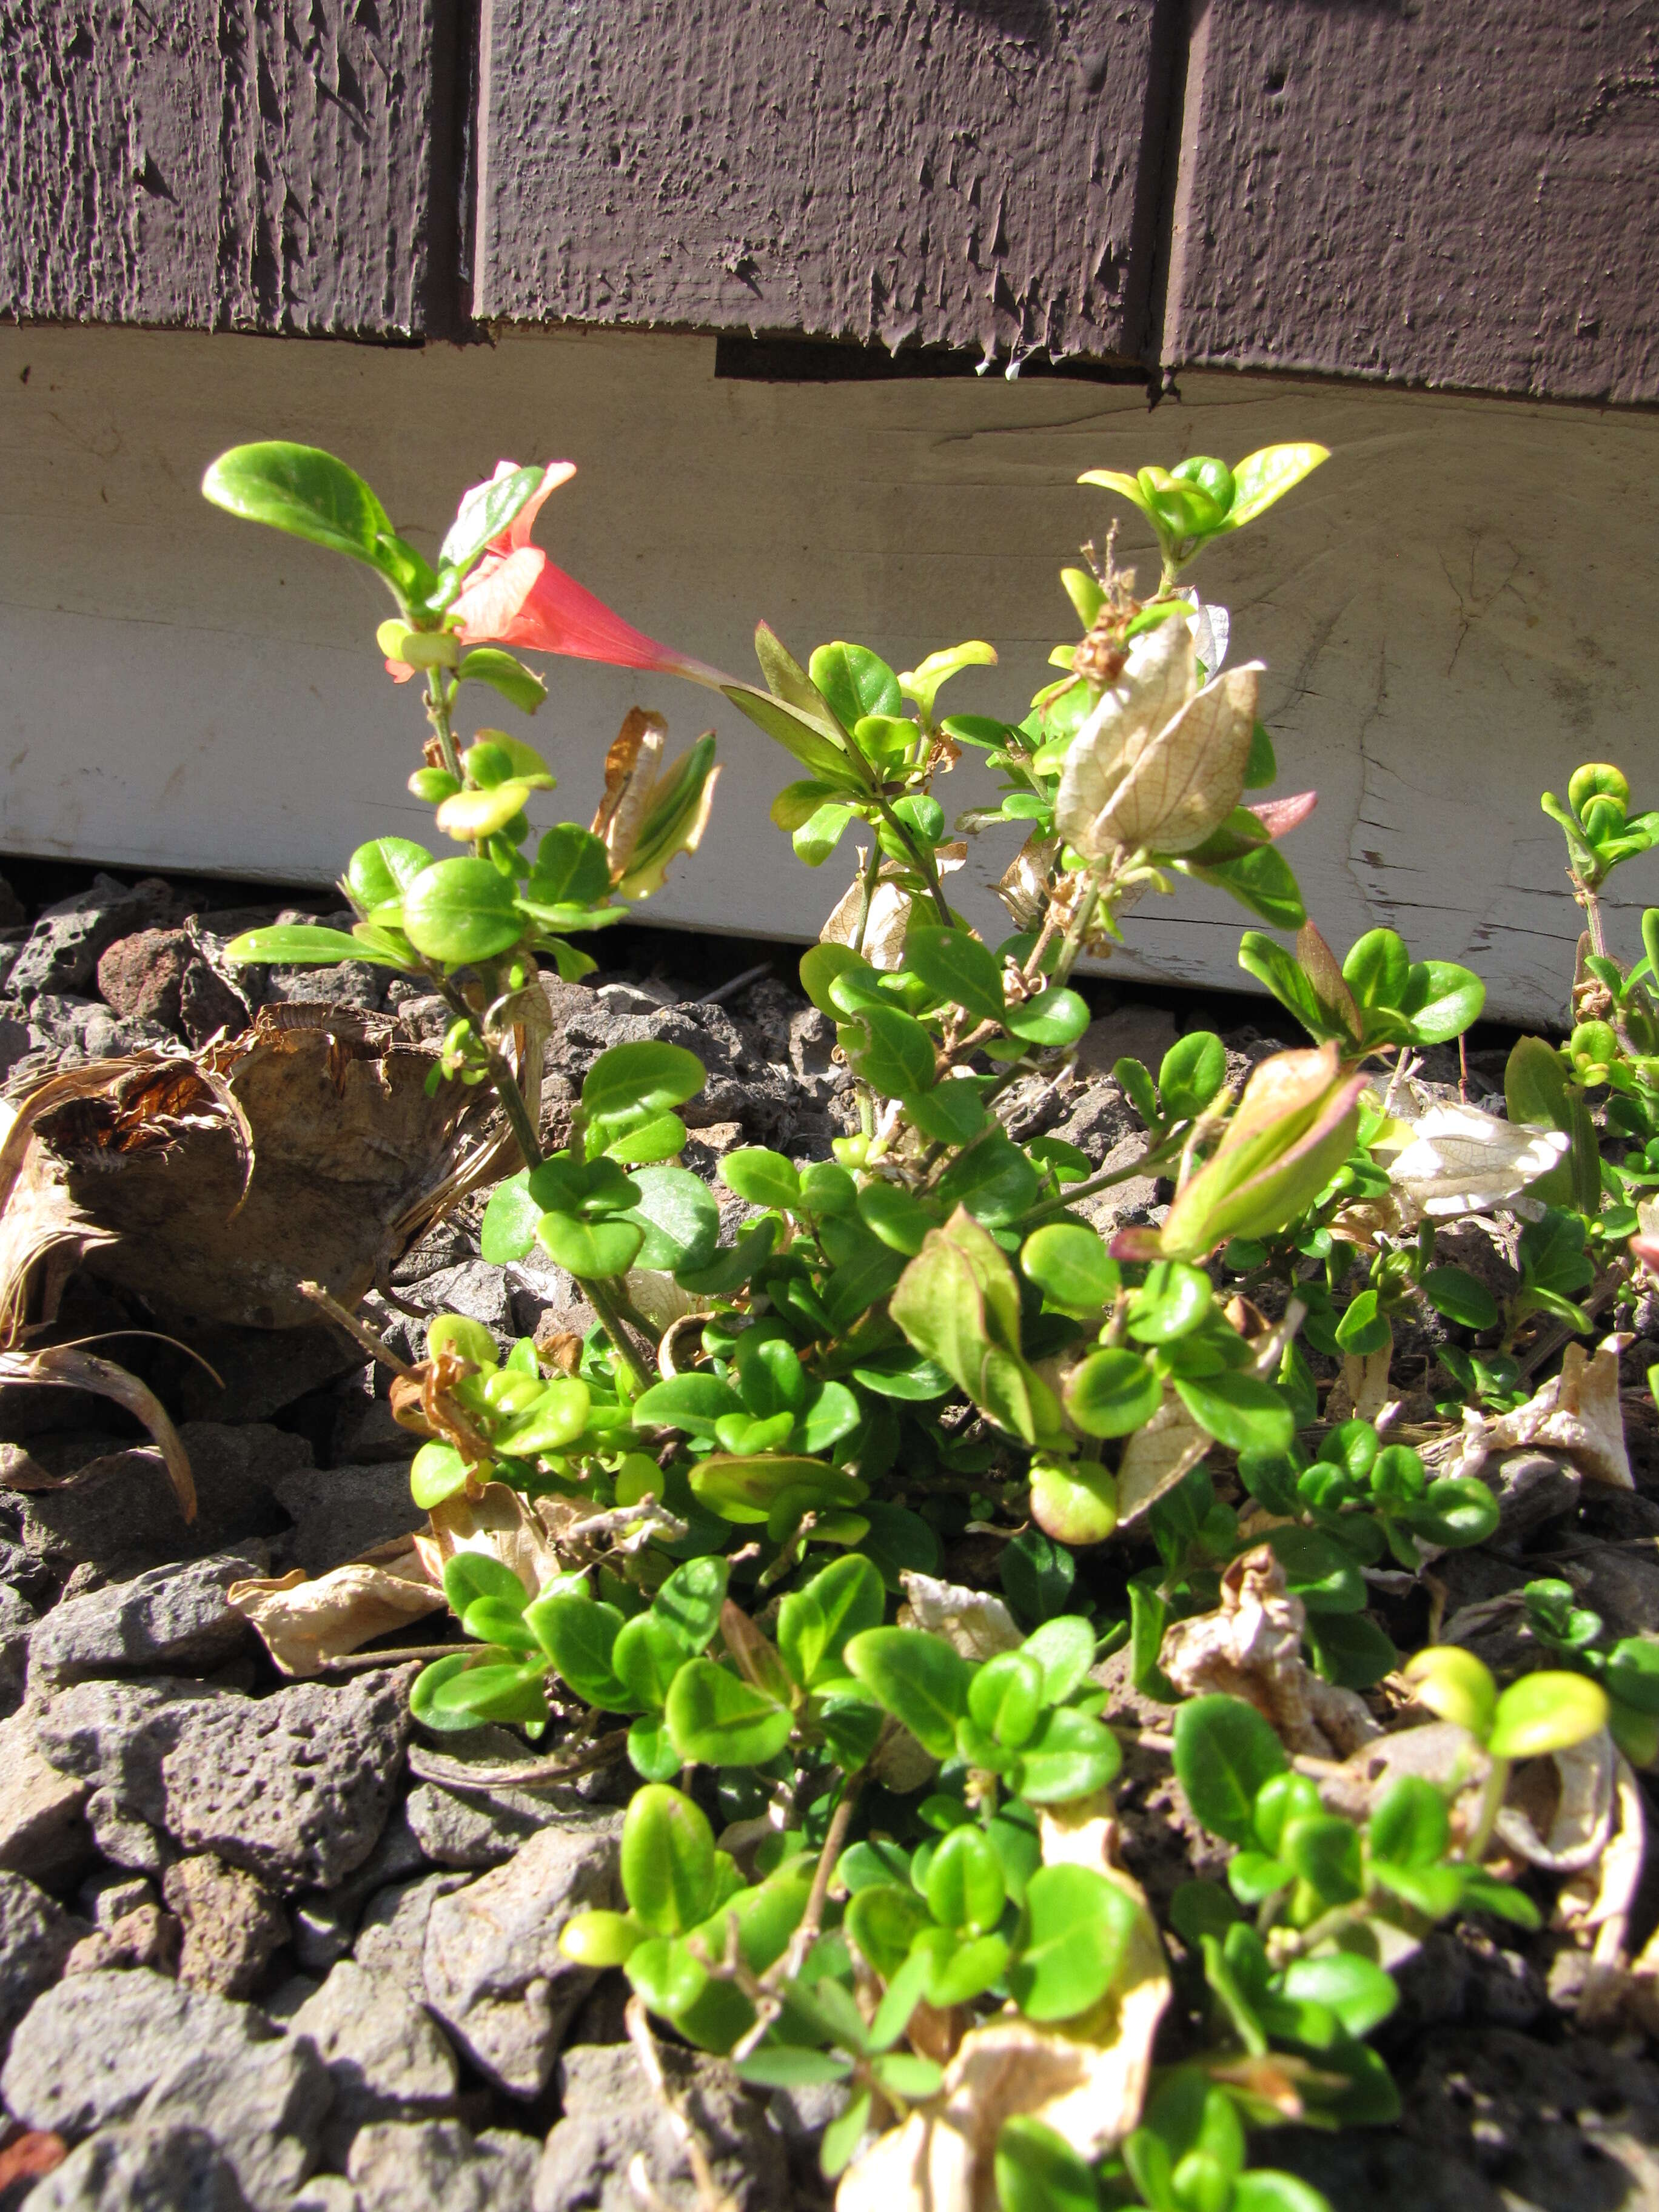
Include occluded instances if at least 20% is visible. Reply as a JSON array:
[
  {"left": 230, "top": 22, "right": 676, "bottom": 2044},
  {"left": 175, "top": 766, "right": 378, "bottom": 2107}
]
[{"left": 455, "top": 548, "right": 723, "bottom": 683}]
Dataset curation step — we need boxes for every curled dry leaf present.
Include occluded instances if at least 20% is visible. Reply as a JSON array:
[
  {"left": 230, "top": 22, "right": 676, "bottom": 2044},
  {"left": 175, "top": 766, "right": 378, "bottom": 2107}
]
[
  {"left": 1318, "top": 1721, "right": 1490, "bottom": 1831},
  {"left": 1161, "top": 1546, "right": 1379, "bottom": 1759},
  {"left": 1497, "top": 1727, "right": 1616, "bottom": 1873},
  {"left": 0, "top": 1006, "right": 517, "bottom": 1336},
  {"left": 897, "top": 1572, "right": 1022, "bottom": 1660},
  {"left": 1116, "top": 1391, "right": 1212, "bottom": 1524},
  {"left": 412, "top": 1483, "right": 567, "bottom": 1597},
  {"left": 1452, "top": 1333, "right": 1634, "bottom": 1489},
  {"left": 227, "top": 1539, "right": 445, "bottom": 1675},
  {"left": 838, "top": 1805, "right": 1169, "bottom": 2212},
  {"left": 0, "top": 1344, "right": 196, "bottom": 1520},
  {"left": 822, "top": 848, "right": 968, "bottom": 971}
]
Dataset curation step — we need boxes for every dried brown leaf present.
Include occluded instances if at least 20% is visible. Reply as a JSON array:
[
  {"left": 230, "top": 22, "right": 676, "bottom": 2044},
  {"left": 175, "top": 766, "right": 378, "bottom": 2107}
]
[
  {"left": 227, "top": 1541, "right": 445, "bottom": 1675},
  {"left": 0, "top": 1344, "right": 195, "bottom": 1519}
]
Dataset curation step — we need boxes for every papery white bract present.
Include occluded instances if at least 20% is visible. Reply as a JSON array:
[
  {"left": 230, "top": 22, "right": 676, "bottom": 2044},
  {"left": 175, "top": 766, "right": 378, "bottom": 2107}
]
[{"left": 1387, "top": 1103, "right": 1568, "bottom": 1219}]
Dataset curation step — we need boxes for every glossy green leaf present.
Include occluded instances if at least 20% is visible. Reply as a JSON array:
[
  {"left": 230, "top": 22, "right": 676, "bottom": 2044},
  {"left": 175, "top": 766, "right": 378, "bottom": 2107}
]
[
  {"left": 925, "top": 1825, "right": 1008, "bottom": 1934},
  {"left": 1487, "top": 1670, "right": 1610, "bottom": 1759},
  {"left": 810, "top": 641, "right": 904, "bottom": 728},
  {"left": 400, "top": 856, "right": 523, "bottom": 965},
  {"left": 203, "top": 441, "right": 396, "bottom": 574},
  {"left": 622, "top": 1164, "right": 721, "bottom": 1273},
  {"left": 222, "top": 923, "right": 411, "bottom": 972},
  {"left": 1367, "top": 1776, "right": 1450, "bottom": 1868},
  {"left": 1021, "top": 1225, "right": 1120, "bottom": 1316},
  {"left": 346, "top": 836, "right": 432, "bottom": 913},
  {"left": 1173, "top": 1370, "right": 1295, "bottom": 1456},
  {"left": 1065, "top": 1349, "right": 1162, "bottom": 1439},
  {"left": 843, "top": 1002, "right": 937, "bottom": 1096},
  {"left": 1010, "top": 1864, "right": 1139, "bottom": 2022},
  {"left": 665, "top": 1659, "right": 794, "bottom": 1767},
  {"left": 440, "top": 462, "right": 546, "bottom": 572},
  {"left": 1004, "top": 987, "right": 1090, "bottom": 1049},
  {"left": 523, "top": 1592, "right": 629, "bottom": 1706},
  {"left": 535, "top": 1212, "right": 645, "bottom": 1278},
  {"left": 905, "top": 925, "right": 1005, "bottom": 1022},
  {"left": 581, "top": 1040, "right": 707, "bottom": 1122},
  {"left": 1219, "top": 443, "right": 1329, "bottom": 532},
  {"left": 720, "top": 1147, "right": 801, "bottom": 1210},
  {"left": 1173, "top": 1694, "right": 1289, "bottom": 1845},
  {"left": 844, "top": 1626, "right": 971, "bottom": 1759},
  {"left": 1013, "top": 1706, "right": 1123, "bottom": 1804},
  {"left": 456, "top": 647, "right": 547, "bottom": 713},
  {"left": 622, "top": 1783, "right": 717, "bottom": 1935}
]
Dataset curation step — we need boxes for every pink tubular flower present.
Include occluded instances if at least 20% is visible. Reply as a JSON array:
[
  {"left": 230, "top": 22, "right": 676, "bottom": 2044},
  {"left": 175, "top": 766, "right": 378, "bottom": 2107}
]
[{"left": 388, "top": 459, "right": 726, "bottom": 688}]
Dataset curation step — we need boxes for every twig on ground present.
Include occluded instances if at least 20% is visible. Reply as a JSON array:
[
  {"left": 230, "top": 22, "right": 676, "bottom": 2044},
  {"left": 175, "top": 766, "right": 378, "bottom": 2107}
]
[{"left": 625, "top": 1995, "right": 737, "bottom": 2212}]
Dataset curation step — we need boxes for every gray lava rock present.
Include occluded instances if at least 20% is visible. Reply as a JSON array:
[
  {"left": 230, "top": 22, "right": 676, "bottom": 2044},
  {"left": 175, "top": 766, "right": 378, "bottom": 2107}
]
[
  {"left": 0, "top": 1709, "right": 92, "bottom": 1886},
  {"left": 8, "top": 874, "right": 173, "bottom": 1000},
  {"left": 1490, "top": 1449, "right": 1581, "bottom": 1542},
  {"left": 158, "top": 1666, "right": 415, "bottom": 1891},
  {"left": 79, "top": 1868, "right": 156, "bottom": 1925},
  {"left": 23, "top": 2121, "right": 249, "bottom": 2212},
  {"left": 289, "top": 2181, "right": 362, "bottom": 2212},
  {"left": 422, "top": 1817, "right": 622, "bottom": 2096},
  {"left": 85, "top": 1788, "right": 172, "bottom": 1875},
  {"left": 272, "top": 1464, "right": 427, "bottom": 1578},
  {"left": 287, "top": 1958, "right": 460, "bottom": 2164},
  {"left": 26, "top": 1552, "right": 260, "bottom": 1691},
  {"left": 1050, "top": 1074, "right": 1140, "bottom": 1164},
  {"left": 23, "top": 993, "right": 174, "bottom": 1066},
  {"left": 32, "top": 1676, "right": 232, "bottom": 1828},
  {"left": 404, "top": 1766, "right": 592, "bottom": 1871},
  {"left": 0, "top": 1871, "right": 79, "bottom": 2054},
  {"left": 409, "top": 1261, "right": 514, "bottom": 1341},
  {"left": 2, "top": 1969, "right": 330, "bottom": 2211},
  {"left": 347, "top": 2119, "right": 539, "bottom": 2212},
  {"left": 353, "top": 1872, "right": 471, "bottom": 2002},
  {"left": 0, "top": 1580, "right": 35, "bottom": 1708},
  {"left": 6, "top": 1423, "right": 306, "bottom": 1574},
  {"left": 535, "top": 2042, "right": 789, "bottom": 2212},
  {"left": 164, "top": 1855, "right": 290, "bottom": 1998},
  {"left": 174, "top": 1324, "right": 367, "bottom": 1427},
  {"left": 62, "top": 1901, "right": 181, "bottom": 1979}
]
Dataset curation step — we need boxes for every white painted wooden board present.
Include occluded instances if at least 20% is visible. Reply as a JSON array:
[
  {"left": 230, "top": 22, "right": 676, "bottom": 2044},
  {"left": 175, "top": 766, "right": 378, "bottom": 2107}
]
[{"left": 0, "top": 323, "right": 1654, "bottom": 1024}]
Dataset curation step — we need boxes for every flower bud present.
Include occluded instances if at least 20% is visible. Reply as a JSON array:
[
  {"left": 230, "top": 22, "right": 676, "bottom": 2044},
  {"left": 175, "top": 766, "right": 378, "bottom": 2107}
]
[{"left": 1121, "top": 1042, "right": 1364, "bottom": 1264}]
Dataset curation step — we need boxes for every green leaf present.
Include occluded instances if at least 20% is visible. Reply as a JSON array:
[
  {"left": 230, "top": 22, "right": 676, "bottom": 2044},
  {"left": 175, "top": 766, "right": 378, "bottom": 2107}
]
[
  {"left": 1066, "top": 1349, "right": 1162, "bottom": 1439},
  {"left": 968, "top": 1650, "right": 1045, "bottom": 1749},
  {"left": 1000, "top": 1528, "right": 1076, "bottom": 1626},
  {"left": 1303, "top": 1610, "right": 1397, "bottom": 1690},
  {"left": 845, "top": 1882, "right": 932, "bottom": 1980},
  {"left": 736, "top": 2048, "right": 854, "bottom": 2091},
  {"left": 925, "top": 1825, "right": 1008, "bottom": 1934},
  {"left": 1280, "top": 1813, "right": 1362, "bottom": 1904},
  {"left": 582, "top": 1041, "right": 707, "bottom": 1122},
  {"left": 1021, "top": 1615, "right": 1096, "bottom": 1703},
  {"left": 409, "top": 1442, "right": 471, "bottom": 1509},
  {"left": 1159, "top": 1032, "right": 1227, "bottom": 1122},
  {"left": 612, "top": 1613, "right": 692, "bottom": 1710},
  {"left": 441, "top": 1551, "right": 528, "bottom": 1618},
  {"left": 1173, "top": 1694, "right": 1289, "bottom": 1844},
  {"left": 623, "top": 1164, "right": 722, "bottom": 1272},
  {"left": 536, "top": 1212, "right": 645, "bottom": 1278},
  {"left": 1400, "top": 959, "right": 1486, "bottom": 1045},
  {"left": 1231, "top": 2174, "right": 1335, "bottom": 2212},
  {"left": 622, "top": 1783, "right": 717, "bottom": 1934},
  {"left": 1420, "top": 1265, "right": 1500, "bottom": 1330},
  {"left": 1021, "top": 1225, "right": 1120, "bottom": 1316},
  {"left": 722, "top": 680, "right": 860, "bottom": 787},
  {"left": 422, "top": 1657, "right": 548, "bottom": 1729},
  {"left": 203, "top": 441, "right": 397, "bottom": 577},
  {"left": 689, "top": 1454, "right": 866, "bottom": 1526},
  {"left": 905, "top": 925, "right": 1005, "bottom": 1022},
  {"left": 1606, "top": 1638, "right": 1659, "bottom": 1716},
  {"left": 719, "top": 1147, "right": 801, "bottom": 1210},
  {"left": 1219, "top": 444, "right": 1330, "bottom": 532},
  {"left": 400, "top": 857, "right": 523, "bottom": 965},
  {"left": 1173, "top": 1371, "right": 1295, "bottom": 1456},
  {"left": 1003, "top": 987, "right": 1090, "bottom": 1049},
  {"left": 221, "top": 923, "right": 411, "bottom": 973},
  {"left": 346, "top": 836, "right": 433, "bottom": 913},
  {"left": 1127, "top": 1261, "right": 1214, "bottom": 1344},
  {"left": 441, "top": 462, "right": 546, "bottom": 572},
  {"left": 456, "top": 647, "right": 548, "bottom": 714},
  {"left": 856, "top": 1180, "right": 937, "bottom": 1256},
  {"left": 1010, "top": 1864, "right": 1139, "bottom": 2022},
  {"left": 844, "top": 1627, "right": 971, "bottom": 1759},
  {"left": 1236, "top": 931, "right": 1330, "bottom": 1039},
  {"left": 532, "top": 823, "right": 612, "bottom": 907},
  {"left": 903, "top": 1079, "right": 989, "bottom": 1145},
  {"left": 1013, "top": 1707, "right": 1123, "bottom": 1804},
  {"left": 665, "top": 1659, "right": 794, "bottom": 1766},
  {"left": 994, "top": 2117, "right": 1101, "bottom": 2212},
  {"left": 1368, "top": 1775, "right": 1450, "bottom": 1868},
  {"left": 1265, "top": 1526, "right": 1366, "bottom": 1615},
  {"left": 809, "top": 641, "right": 904, "bottom": 728},
  {"left": 1487, "top": 1670, "right": 1610, "bottom": 1759},
  {"left": 843, "top": 1003, "right": 937, "bottom": 1096},
  {"left": 525, "top": 1594, "right": 629, "bottom": 1706},
  {"left": 777, "top": 1554, "right": 884, "bottom": 1687}
]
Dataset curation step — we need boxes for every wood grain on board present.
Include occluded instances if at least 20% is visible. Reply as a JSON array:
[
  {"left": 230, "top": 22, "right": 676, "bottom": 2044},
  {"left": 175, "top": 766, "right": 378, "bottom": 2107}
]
[{"left": 0, "top": 0, "right": 452, "bottom": 333}]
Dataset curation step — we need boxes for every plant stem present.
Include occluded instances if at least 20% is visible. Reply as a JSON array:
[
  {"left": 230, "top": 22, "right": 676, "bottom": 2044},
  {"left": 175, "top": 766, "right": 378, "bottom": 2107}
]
[
  {"left": 424, "top": 668, "right": 462, "bottom": 782},
  {"left": 429, "top": 973, "right": 543, "bottom": 1171},
  {"left": 852, "top": 834, "right": 882, "bottom": 957},
  {"left": 1464, "top": 1754, "right": 1510, "bottom": 1863},
  {"left": 585, "top": 1278, "right": 655, "bottom": 1393},
  {"left": 1014, "top": 1144, "right": 1167, "bottom": 1230},
  {"left": 870, "top": 794, "right": 952, "bottom": 926},
  {"left": 775, "top": 1768, "right": 866, "bottom": 1985}
]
